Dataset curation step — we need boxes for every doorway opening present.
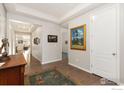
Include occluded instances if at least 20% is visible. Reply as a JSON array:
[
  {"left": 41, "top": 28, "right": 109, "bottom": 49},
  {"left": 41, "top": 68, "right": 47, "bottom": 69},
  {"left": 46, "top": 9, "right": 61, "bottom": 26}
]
[
  {"left": 62, "top": 29, "right": 68, "bottom": 60},
  {"left": 8, "top": 19, "right": 39, "bottom": 63},
  {"left": 15, "top": 33, "right": 31, "bottom": 62}
]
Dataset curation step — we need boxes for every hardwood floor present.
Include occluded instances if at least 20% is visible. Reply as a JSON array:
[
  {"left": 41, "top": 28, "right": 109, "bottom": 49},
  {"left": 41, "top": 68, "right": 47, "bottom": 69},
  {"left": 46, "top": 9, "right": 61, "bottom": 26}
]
[{"left": 24, "top": 55, "right": 116, "bottom": 85}]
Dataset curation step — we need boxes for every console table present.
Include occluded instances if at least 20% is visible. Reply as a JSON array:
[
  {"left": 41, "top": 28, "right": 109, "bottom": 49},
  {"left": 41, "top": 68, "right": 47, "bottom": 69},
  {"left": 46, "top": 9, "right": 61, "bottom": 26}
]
[{"left": 0, "top": 54, "right": 27, "bottom": 85}]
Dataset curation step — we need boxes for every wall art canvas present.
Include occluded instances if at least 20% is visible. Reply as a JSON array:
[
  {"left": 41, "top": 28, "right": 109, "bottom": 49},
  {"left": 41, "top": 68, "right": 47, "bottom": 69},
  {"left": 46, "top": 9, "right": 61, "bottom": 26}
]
[
  {"left": 34, "top": 37, "right": 40, "bottom": 45},
  {"left": 70, "top": 24, "right": 86, "bottom": 50},
  {"left": 48, "top": 35, "right": 57, "bottom": 43}
]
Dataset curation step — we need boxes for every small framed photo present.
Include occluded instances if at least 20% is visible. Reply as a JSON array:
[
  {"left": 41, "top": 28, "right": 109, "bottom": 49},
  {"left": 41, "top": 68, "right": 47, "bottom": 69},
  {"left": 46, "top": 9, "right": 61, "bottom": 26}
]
[
  {"left": 48, "top": 35, "right": 58, "bottom": 43},
  {"left": 34, "top": 37, "right": 40, "bottom": 45}
]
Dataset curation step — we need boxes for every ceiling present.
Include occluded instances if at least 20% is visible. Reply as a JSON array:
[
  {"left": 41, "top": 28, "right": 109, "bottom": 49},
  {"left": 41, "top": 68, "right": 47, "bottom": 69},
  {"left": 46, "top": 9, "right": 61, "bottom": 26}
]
[
  {"left": 10, "top": 20, "right": 36, "bottom": 33},
  {"left": 5, "top": 3, "right": 104, "bottom": 24},
  {"left": 19, "top": 3, "right": 79, "bottom": 18}
]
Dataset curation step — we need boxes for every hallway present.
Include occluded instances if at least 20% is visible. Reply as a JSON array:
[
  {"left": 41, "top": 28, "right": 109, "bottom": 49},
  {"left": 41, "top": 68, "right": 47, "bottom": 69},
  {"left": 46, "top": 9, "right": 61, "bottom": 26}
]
[{"left": 0, "top": 3, "right": 123, "bottom": 86}]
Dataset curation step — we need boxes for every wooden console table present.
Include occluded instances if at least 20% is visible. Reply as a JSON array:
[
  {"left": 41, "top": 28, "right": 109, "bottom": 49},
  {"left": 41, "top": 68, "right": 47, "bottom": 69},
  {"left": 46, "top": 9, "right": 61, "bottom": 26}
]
[{"left": 0, "top": 54, "right": 27, "bottom": 85}]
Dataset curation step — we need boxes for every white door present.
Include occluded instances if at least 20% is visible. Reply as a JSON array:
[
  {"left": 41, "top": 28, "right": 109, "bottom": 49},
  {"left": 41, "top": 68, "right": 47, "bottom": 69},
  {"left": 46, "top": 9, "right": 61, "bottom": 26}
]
[{"left": 91, "top": 6, "right": 118, "bottom": 82}]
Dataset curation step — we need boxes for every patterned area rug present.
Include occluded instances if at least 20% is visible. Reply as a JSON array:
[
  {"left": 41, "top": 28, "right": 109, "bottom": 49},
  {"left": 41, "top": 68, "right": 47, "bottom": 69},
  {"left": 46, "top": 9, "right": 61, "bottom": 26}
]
[{"left": 29, "top": 70, "right": 75, "bottom": 85}]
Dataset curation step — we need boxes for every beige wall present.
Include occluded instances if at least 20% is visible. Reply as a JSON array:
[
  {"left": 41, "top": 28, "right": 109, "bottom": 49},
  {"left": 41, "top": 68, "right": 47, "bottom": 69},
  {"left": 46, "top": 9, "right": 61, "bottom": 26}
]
[
  {"left": 41, "top": 22, "right": 62, "bottom": 64},
  {"left": 68, "top": 14, "right": 91, "bottom": 72},
  {"left": 32, "top": 27, "right": 42, "bottom": 62},
  {"left": 61, "top": 28, "right": 68, "bottom": 53}
]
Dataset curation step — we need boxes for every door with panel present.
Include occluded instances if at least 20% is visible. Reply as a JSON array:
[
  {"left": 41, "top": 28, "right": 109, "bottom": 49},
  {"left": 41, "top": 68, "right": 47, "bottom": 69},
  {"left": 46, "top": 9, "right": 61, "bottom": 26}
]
[{"left": 91, "top": 6, "right": 118, "bottom": 83}]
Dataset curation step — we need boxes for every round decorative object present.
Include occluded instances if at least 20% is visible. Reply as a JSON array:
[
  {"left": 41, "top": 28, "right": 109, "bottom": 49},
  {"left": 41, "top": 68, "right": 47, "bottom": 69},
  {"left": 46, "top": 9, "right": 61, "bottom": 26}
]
[{"left": 34, "top": 37, "right": 40, "bottom": 45}]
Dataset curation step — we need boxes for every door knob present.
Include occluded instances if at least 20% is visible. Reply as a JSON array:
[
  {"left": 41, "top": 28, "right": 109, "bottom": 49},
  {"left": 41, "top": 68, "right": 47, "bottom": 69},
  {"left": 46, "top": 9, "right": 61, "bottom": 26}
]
[{"left": 112, "top": 53, "right": 116, "bottom": 56}]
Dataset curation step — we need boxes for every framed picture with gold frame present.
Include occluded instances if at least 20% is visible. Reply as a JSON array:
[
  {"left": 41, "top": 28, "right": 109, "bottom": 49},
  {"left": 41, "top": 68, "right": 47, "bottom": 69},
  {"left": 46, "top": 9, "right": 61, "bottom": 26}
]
[{"left": 70, "top": 24, "right": 86, "bottom": 50}]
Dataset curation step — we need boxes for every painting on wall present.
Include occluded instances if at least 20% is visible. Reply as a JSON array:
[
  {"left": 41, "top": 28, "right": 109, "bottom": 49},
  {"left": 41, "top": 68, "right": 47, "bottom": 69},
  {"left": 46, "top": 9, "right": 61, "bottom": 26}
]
[
  {"left": 70, "top": 24, "right": 86, "bottom": 50},
  {"left": 34, "top": 37, "right": 40, "bottom": 45},
  {"left": 48, "top": 35, "right": 57, "bottom": 43}
]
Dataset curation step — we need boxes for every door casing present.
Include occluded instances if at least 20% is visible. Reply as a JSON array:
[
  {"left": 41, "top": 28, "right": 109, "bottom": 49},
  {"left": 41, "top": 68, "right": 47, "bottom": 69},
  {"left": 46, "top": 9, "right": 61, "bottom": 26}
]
[{"left": 90, "top": 4, "right": 120, "bottom": 84}]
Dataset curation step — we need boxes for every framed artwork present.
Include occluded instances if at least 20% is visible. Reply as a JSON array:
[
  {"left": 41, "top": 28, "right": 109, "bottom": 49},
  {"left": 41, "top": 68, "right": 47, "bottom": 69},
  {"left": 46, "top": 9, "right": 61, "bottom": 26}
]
[
  {"left": 34, "top": 37, "right": 40, "bottom": 45},
  {"left": 70, "top": 24, "right": 86, "bottom": 50},
  {"left": 65, "top": 40, "right": 68, "bottom": 44},
  {"left": 48, "top": 35, "right": 57, "bottom": 42}
]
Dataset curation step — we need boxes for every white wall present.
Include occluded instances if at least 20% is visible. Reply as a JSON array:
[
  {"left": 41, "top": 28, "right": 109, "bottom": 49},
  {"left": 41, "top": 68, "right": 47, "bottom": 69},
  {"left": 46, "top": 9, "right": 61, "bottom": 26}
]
[
  {"left": 61, "top": 28, "right": 68, "bottom": 53},
  {"left": 32, "top": 27, "right": 42, "bottom": 62},
  {"left": 119, "top": 4, "right": 124, "bottom": 84},
  {"left": 7, "top": 13, "right": 62, "bottom": 64},
  {"left": 42, "top": 23, "right": 62, "bottom": 64},
  {"left": 0, "top": 4, "right": 6, "bottom": 46},
  {"left": 68, "top": 14, "right": 90, "bottom": 72}
]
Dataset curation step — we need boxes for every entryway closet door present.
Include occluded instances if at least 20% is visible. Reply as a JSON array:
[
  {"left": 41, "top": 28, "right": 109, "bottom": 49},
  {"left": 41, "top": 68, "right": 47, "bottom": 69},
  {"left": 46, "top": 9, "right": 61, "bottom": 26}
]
[{"left": 91, "top": 6, "right": 118, "bottom": 83}]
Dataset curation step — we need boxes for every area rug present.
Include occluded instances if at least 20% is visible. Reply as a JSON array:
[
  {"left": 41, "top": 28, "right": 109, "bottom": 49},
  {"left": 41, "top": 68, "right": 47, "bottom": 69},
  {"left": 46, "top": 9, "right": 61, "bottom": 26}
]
[{"left": 29, "top": 70, "right": 75, "bottom": 85}]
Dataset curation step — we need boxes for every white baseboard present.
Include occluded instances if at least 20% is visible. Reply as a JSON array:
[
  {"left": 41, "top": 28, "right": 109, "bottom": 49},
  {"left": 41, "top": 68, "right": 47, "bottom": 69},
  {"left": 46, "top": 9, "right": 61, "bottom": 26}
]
[
  {"left": 42, "top": 58, "right": 62, "bottom": 64},
  {"left": 118, "top": 83, "right": 124, "bottom": 85},
  {"left": 69, "top": 63, "right": 91, "bottom": 73},
  {"left": 31, "top": 56, "right": 42, "bottom": 62}
]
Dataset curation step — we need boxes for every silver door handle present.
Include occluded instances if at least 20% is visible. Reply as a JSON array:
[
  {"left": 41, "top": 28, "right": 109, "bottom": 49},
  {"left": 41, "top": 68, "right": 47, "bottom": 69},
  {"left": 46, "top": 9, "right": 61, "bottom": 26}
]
[{"left": 112, "top": 53, "right": 116, "bottom": 56}]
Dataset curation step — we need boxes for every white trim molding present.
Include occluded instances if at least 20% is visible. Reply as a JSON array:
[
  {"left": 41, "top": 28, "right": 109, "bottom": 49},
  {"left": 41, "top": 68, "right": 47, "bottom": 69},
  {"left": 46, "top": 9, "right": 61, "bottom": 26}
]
[
  {"left": 42, "top": 58, "right": 62, "bottom": 64},
  {"left": 69, "top": 63, "right": 91, "bottom": 73},
  {"left": 5, "top": 3, "right": 105, "bottom": 24},
  {"left": 118, "top": 83, "right": 124, "bottom": 85}
]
